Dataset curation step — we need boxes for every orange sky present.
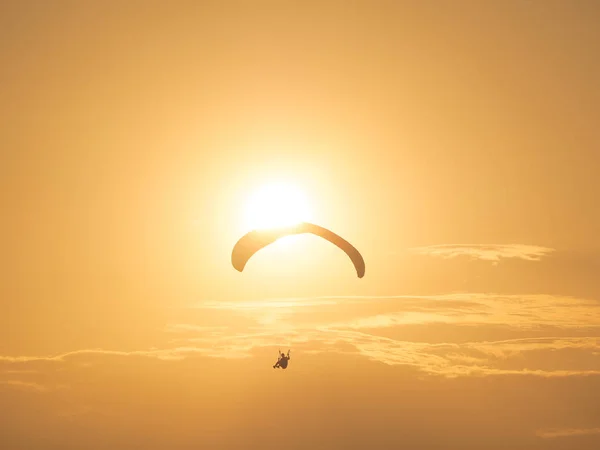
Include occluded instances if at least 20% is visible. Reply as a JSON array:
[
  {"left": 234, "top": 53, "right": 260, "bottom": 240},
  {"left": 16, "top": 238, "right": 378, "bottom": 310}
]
[{"left": 2, "top": 1, "right": 600, "bottom": 449}]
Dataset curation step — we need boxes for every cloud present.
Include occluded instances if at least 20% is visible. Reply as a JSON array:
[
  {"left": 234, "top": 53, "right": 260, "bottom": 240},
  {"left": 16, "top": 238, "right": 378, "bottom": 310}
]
[
  {"left": 0, "top": 347, "right": 252, "bottom": 367},
  {"left": 410, "top": 244, "right": 555, "bottom": 262},
  {"left": 161, "top": 292, "right": 600, "bottom": 377},
  {"left": 354, "top": 293, "right": 598, "bottom": 329},
  {"left": 536, "top": 427, "right": 600, "bottom": 438},
  {"left": 190, "top": 297, "right": 350, "bottom": 310},
  {"left": 163, "top": 323, "right": 600, "bottom": 378},
  {"left": 164, "top": 324, "right": 229, "bottom": 334},
  {"left": 0, "top": 380, "right": 50, "bottom": 393},
  {"left": 2, "top": 292, "right": 599, "bottom": 389},
  {"left": 191, "top": 293, "right": 600, "bottom": 330},
  {"left": 2, "top": 332, "right": 599, "bottom": 391}
]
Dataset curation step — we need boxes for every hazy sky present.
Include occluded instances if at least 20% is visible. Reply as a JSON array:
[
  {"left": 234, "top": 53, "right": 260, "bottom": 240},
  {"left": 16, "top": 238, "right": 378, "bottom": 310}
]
[{"left": 2, "top": 1, "right": 599, "bottom": 449}]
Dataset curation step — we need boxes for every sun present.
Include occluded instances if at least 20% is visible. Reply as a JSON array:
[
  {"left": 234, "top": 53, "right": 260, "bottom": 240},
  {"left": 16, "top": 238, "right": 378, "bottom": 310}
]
[{"left": 243, "top": 181, "right": 312, "bottom": 231}]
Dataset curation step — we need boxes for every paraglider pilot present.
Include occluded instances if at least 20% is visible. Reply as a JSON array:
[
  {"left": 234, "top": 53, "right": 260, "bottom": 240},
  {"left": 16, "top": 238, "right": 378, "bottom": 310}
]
[{"left": 273, "top": 350, "right": 290, "bottom": 369}]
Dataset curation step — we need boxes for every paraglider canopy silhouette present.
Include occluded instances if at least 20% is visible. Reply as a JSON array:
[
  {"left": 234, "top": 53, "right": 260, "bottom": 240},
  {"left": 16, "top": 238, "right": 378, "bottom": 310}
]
[{"left": 231, "top": 222, "right": 365, "bottom": 278}]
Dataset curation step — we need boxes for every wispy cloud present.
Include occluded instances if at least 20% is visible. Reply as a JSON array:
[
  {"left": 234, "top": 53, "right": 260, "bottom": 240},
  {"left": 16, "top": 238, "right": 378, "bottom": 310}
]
[
  {"left": 2, "top": 332, "right": 599, "bottom": 388},
  {"left": 0, "top": 380, "right": 49, "bottom": 393},
  {"left": 3, "top": 292, "right": 599, "bottom": 386},
  {"left": 0, "top": 345, "right": 260, "bottom": 369},
  {"left": 163, "top": 292, "right": 600, "bottom": 377},
  {"left": 163, "top": 324, "right": 600, "bottom": 378},
  {"left": 410, "top": 244, "right": 555, "bottom": 262},
  {"left": 536, "top": 427, "right": 600, "bottom": 438},
  {"left": 164, "top": 324, "right": 229, "bottom": 334},
  {"left": 191, "top": 293, "right": 600, "bottom": 330},
  {"left": 190, "top": 297, "right": 351, "bottom": 310}
]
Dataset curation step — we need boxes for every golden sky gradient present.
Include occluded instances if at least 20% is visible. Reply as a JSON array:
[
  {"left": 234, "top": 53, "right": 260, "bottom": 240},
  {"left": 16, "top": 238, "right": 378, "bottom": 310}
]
[{"left": 2, "top": 1, "right": 600, "bottom": 449}]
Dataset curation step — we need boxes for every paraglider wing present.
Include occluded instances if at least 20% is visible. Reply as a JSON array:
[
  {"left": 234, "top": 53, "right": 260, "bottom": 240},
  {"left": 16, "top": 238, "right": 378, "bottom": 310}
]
[{"left": 231, "top": 222, "right": 365, "bottom": 278}]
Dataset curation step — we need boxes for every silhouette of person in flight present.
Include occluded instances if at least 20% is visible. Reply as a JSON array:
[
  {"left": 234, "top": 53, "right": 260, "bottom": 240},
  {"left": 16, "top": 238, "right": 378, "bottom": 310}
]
[{"left": 273, "top": 350, "right": 290, "bottom": 369}]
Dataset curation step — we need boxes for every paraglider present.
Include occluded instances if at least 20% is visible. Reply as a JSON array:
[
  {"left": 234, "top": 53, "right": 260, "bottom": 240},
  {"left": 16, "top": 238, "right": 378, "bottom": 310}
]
[
  {"left": 231, "top": 222, "right": 364, "bottom": 370},
  {"left": 273, "top": 349, "right": 290, "bottom": 369},
  {"left": 231, "top": 222, "right": 365, "bottom": 278}
]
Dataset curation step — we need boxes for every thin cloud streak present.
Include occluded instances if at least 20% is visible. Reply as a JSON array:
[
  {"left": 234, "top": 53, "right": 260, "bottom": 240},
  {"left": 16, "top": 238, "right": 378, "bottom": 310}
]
[
  {"left": 191, "top": 293, "right": 600, "bottom": 330},
  {"left": 0, "top": 380, "right": 50, "bottom": 393},
  {"left": 0, "top": 347, "right": 248, "bottom": 367},
  {"left": 536, "top": 427, "right": 600, "bottom": 438},
  {"left": 325, "top": 296, "right": 600, "bottom": 330},
  {"left": 410, "top": 244, "right": 555, "bottom": 262},
  {"left": 190, "top": 298, "right": 354, "bottom": 310}
]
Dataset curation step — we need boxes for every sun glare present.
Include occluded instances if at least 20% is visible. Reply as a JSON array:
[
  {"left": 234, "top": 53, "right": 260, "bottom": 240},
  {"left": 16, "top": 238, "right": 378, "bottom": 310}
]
[{"left": 244, "top": 182, "right": 312, "bottom": 231}]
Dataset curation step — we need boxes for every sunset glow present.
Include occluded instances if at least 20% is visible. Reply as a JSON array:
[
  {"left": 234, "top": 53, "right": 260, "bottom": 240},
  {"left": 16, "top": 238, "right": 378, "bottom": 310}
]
[{"left": 2, "top": 2, "right": 599, "bottom": 449}]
